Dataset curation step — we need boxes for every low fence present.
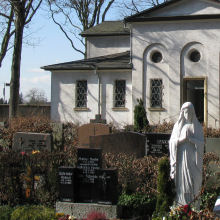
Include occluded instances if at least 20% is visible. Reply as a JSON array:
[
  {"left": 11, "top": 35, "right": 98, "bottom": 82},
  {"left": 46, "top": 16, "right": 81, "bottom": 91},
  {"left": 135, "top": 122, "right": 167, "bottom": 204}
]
[{"left": 0, "top": 104, "right": 51, "bottom": 121}]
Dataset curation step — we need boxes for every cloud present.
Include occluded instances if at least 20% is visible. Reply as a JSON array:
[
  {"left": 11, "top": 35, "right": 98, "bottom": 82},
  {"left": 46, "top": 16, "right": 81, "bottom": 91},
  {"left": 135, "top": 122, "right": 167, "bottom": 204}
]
[
  {"left": 28, "top": 68, "right": 45, "bottom": 73},
  {"left": 31, "top": 75, "right": 51, "bottom": 84},
  {"left": 22, "top": 75, "right": 51, "bottom": 84}
]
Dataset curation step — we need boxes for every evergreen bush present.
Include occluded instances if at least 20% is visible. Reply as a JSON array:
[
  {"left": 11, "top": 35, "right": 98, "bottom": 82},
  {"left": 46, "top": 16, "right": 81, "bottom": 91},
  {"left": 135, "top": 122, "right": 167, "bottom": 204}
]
[
  {"left": 10, "top": 205, "right": 56, "bottom": 220},
  {"left": 118, "top": 192, "right": 156, "bottom": 218},
  {"left": 0, "top": 205, "right": 15, "bottom": 220},
  {"left": 134, "top": 98, "right": 149, "bottom": 132},
  {"left": 155, "top": 157, "right": 175, "bottom": 217}
]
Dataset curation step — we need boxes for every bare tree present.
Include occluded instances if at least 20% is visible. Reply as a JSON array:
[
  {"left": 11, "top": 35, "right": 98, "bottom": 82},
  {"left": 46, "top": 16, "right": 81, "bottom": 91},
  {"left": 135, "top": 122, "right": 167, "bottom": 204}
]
[
  {"left": 119, "top": 0, "right": 168, "bottom": 16},
  {"left": 47, "top": 0, "right": 116, "bottom": 57},
  {"left": 25, "top": 88, "right": 48, "bottom": 104},
  {"left": 0, "top": 0, "right": 43, "bottom": 118},
  {"left": 0, "top": 2, "right": 15, "bottom": 68},
  {"left": 48, "top": 0, "right": 168, "bottom": 57}
]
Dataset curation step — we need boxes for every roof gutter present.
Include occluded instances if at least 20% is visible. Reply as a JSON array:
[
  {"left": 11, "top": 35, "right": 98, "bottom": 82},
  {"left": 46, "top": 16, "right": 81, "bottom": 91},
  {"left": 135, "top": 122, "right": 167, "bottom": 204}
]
[{"left": 125, "top": 14, "right": 220, "bottom": 23}]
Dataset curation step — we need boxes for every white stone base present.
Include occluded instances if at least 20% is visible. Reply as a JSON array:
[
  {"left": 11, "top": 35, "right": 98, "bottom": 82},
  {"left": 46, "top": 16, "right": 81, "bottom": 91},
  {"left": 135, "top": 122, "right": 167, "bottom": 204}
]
[{"left": 56, "top": 202, "right": 121, "bottom": 219}]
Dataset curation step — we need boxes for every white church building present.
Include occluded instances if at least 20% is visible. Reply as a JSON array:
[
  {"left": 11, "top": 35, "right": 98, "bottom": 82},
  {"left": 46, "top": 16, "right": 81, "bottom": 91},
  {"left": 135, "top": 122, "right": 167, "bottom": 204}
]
[{"left": 42, "top": 0, "right": 220, "bottom": 128}]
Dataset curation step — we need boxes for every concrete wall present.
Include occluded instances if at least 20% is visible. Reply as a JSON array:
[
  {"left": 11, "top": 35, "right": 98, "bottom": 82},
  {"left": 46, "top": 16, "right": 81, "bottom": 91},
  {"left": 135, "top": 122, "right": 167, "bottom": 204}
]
[
  {"left": 87, "top": 35, "right": 130, "bottom": 58},
  {"left": 0, "top": 104, "right": 50, "bottom": 121},
  {"left": 51, "top": 70, "right": 132, "bottom": 127},
  {"left": 131, "top": 19, "right": 220, "bottom": 127}
]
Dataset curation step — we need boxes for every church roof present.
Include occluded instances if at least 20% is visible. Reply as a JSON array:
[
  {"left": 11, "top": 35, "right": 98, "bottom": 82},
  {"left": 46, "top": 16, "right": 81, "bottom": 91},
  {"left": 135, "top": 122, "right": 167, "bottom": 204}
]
[
  {"left": 80, "top": 21, "right": 130, "bottom": 37},
  {"left": 41, "top": 51, "right": 132, "bottom": 71},
  {"left": 124, "top": 0, "right": 220, "bottom": 22}
]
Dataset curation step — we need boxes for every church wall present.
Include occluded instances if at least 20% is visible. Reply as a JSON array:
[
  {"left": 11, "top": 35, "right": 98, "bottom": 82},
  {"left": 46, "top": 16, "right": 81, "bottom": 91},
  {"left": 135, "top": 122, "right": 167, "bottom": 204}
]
[
  {"left": 100, "top": 70, "right": 132, "bottom": 127},
  {"left": 51, "top": 70, "right": 132, "bottom": 127},
  {"left": 87, "top": 36, "right": 130, "bottom": 58},
  {"left": 131, "top": 20, "right": 220, "bottom": 127}
]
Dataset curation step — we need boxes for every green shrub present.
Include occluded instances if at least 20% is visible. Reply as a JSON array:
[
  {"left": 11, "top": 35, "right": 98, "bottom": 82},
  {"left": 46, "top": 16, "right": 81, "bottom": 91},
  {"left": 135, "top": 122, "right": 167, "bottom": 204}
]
[
  {"left": 155, "top": 157, "right": 175, "bottom": 217},
  {"left": 11, "top": 205, "right": 56, "bottom": 220},
  {"left": 118, "top": 193, "right": 156, "bottom": 218},
  {"left": 0, "top": 205, "right": 15, "bottom": 220},
  {"left": 134, "top": 98, "right": 149, "bottom": 132}
]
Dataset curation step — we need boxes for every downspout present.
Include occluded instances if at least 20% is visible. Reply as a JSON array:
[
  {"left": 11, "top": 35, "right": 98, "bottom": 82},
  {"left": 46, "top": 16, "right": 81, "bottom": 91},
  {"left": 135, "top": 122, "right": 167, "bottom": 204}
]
[
  {"left": 124, "top": 20, "right": 132, "bottom": 64},
  {"left": 96, "top": 67, "right": 101, "bottom": 116},
  {"left": 92, "top": 64, "right": 101, "bottom": 116}
]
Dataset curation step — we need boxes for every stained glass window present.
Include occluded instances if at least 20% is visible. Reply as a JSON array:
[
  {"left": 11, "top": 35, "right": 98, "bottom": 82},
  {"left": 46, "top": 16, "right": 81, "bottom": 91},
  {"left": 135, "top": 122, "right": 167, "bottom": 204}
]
[
  {"left": 150, "top": 79, "right": 163, "bottom": 108},
  {"left": 76, "top": 80, "right": 87, "bottom": 107},
  {"left": 114, "top": 80, "right": 126, "bottom": 107}
]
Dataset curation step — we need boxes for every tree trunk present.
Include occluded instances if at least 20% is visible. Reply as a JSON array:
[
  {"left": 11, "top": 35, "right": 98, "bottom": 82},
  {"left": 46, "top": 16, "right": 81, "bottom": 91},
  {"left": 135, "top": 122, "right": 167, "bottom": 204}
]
[{"left": 9, "top": 9, "right": 24, "bottom": 118}]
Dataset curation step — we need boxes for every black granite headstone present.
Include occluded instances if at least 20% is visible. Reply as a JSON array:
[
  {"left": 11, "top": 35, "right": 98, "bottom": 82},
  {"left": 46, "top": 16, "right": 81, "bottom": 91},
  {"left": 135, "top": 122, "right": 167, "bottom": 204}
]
[
  {"left": 76, "top": 148, "right": 102, "bottom": 203},
  {"left": 96, "top": 168, "right": 118, "bottom": 205},
  {"left": 145, "top": 133, "right": 170, "bottom": 156},
  {"left": 58, "top": 167, "right": 76, "bottom": 202}
]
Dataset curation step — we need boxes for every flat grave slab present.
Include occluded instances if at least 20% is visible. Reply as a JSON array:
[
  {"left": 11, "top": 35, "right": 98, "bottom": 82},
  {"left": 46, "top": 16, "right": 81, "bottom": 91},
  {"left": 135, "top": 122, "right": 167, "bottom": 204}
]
[{"left": 56, "top": 202, "right": 121, "bottom": 219}]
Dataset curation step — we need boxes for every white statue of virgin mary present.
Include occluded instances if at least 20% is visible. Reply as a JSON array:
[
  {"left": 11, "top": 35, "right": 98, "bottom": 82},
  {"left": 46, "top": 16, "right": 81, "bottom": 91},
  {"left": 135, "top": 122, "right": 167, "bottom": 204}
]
[{"left": 169, "top": 102, "right": 204, "bottom": 206}]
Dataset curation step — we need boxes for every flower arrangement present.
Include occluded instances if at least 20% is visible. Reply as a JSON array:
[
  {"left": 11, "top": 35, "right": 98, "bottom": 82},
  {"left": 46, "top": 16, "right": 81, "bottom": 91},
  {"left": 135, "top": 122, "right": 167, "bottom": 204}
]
[
  {"left": 169, "top": 204, "right": 218, "bottom": 219},
  {"left": 57, "top": 214, "right": 77, "bottom": 220},
  {"left": 169, "top": 204, "right": 193, "bottom": 218}
]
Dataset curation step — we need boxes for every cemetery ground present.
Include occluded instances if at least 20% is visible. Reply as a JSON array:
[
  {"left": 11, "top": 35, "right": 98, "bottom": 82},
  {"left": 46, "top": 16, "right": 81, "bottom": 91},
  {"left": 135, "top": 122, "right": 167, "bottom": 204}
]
[{"left": 0, "top": 116, "right": 220, "bottom": 219}]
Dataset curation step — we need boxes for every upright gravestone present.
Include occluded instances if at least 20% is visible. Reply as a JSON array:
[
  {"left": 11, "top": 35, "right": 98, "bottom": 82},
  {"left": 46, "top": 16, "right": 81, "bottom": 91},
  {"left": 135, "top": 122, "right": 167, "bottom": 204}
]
[
  {"left": 12, "top": 132, "right": 52, "bottom": 152},
  {"left": 58, "top": 167, "right": 76, "bottom": 202},
  {"left": 56, "top": 147, "right": 120, "bottom": 218},
  {"left": 90, "top": 132, "right": 146, "bottom": 158},
  {"left": 78, "top": 123, "right": 110, "bottom": 147},
  {"left": 96, "top": 168, "right": 118, "bottom": 205},
  {"left": 76, "top": 148, "right": 102, "bottom": 203},
  {"left": 145, "top": 133, "right": 170, "bottom": 156}
]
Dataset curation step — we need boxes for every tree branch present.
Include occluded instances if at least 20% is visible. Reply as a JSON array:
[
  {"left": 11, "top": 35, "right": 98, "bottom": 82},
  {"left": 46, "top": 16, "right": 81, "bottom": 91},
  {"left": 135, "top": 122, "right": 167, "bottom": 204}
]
[
  {"left": 0, "top": 7, "right": 14, "bottom": 68},
  {"left": 89, "top": 0, "right": 99, "bottom": 27},
  {"left": 53, "top": 1, "right": 83, "bottom": 32},
  {"left": 25, "top": 0, "right": 42, "bottom": 24},
  {"left": 102, "top": 0, "right": 115, "bottom": 22},
  {"left": 49, "top": 3, "right": 85, "bottom": 56}
]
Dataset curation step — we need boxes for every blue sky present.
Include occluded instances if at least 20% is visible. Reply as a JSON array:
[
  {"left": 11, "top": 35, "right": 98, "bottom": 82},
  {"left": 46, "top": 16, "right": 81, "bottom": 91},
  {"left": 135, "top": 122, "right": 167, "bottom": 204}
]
[{"left": 0, "top": 7, "right": 85, "bottom": 102}]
